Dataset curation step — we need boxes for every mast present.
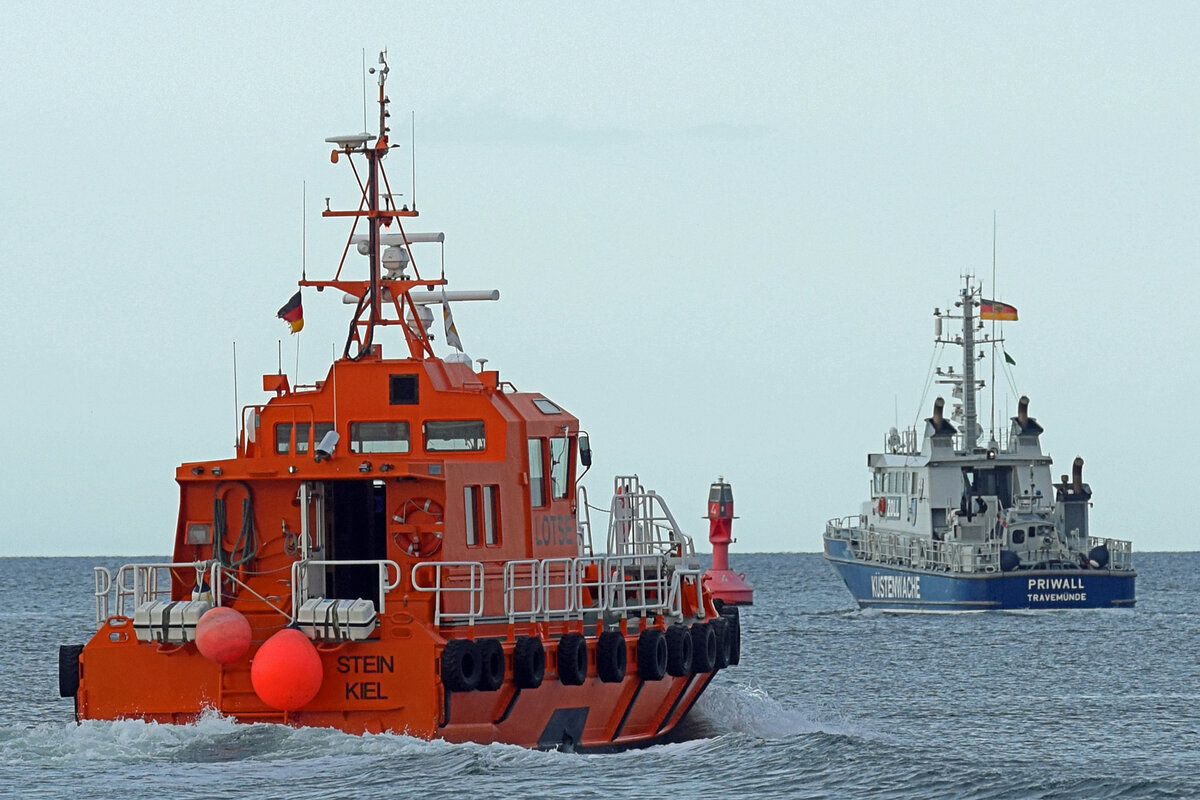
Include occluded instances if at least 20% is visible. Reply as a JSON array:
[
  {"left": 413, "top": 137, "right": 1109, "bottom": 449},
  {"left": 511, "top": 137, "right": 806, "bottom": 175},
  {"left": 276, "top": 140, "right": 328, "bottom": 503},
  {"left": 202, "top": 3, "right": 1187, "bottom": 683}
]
[{"left": 961, "top": 278, "right": 977, "bottom": 451}]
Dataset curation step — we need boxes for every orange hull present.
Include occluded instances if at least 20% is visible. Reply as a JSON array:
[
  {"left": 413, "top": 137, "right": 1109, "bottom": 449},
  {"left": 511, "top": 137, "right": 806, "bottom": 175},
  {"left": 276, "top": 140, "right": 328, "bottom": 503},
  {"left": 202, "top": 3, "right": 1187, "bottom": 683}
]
[{"left": 74, "top": 615, "right": 728, "bottom": 749}]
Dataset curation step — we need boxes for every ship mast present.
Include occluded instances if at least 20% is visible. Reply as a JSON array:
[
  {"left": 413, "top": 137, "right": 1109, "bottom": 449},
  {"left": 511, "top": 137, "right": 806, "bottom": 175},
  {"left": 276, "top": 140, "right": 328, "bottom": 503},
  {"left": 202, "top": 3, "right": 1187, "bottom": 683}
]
[
  {"left": 960, "top": 279, "right": 978, "bottom": 451},
  {"left": 303, "top": 50, "right": 442, "bottom": 362}
]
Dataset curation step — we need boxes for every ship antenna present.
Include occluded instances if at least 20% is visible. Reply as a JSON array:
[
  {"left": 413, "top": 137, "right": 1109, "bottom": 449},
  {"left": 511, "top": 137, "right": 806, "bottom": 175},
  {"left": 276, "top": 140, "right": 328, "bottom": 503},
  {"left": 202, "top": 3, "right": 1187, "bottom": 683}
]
[
  {"left": 362, "top": 49, "right": 368, "bottom": 133},
  {"left": 232, "top": 341, "right": 239, "bottom": 452},
  {"left": 989, "top": 212, "right": 997, "bottom": 443},
  {"left": 302, "top": 180, "right": 307, "bottom": 281},
  {"left": 411, "top": 110, "right": 416, "bottom": 212}
]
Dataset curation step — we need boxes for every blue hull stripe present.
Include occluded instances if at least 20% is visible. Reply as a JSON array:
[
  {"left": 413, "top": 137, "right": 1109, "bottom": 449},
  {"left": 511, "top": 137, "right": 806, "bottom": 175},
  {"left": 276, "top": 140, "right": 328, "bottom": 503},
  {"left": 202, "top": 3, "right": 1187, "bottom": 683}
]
[{"left": 823, "top": 537, "right": 1136, "bottom": 611}]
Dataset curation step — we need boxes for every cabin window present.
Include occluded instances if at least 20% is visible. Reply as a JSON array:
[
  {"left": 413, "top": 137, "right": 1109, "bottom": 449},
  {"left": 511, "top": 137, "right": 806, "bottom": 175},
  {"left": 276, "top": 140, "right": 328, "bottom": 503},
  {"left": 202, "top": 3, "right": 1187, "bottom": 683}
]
[
  {"left": 1011, "top": 528, "right": 1026, "bottom": 545},
  {"left": 275, "top": 424, "right": 292, "bottom": 454},
  {"left": 424, "top": 420, "right": 485, "bottom": 452},
  {"left": 350, "top": 421, "right": 411, "bottom": 453},
  {"left": 390, "top": 374, "right": 419, "bottom": 405},
  {"left": 533, "top": 397, "right": 562, "bottom": 415},
  {"left": 528, "top": 439, "right": 547, "bottom": 508},
  {"left": 483, "top": 485, "right": 500, "bottom": 545},
  {"left": 464, "top": 484, "right": 501, "bottom": 546},
  {"left": 550, "top": 436, "right": 570, "bottom": 500},
  {"left": 277, "top": 422, "right": 334, "bottom": 454},
  {"left": 464, "top": 486, "right": 480, "bottom": 546}
]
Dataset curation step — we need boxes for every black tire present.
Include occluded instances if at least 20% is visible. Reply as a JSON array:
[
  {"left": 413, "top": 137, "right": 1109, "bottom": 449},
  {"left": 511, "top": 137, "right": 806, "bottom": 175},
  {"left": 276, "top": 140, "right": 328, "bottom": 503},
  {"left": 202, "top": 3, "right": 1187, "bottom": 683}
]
[
  {"left": 441, "top": 639, "right": 480, "bottom": 692},
  {"left": 720, "top": 605, "right": 741, "bottom": 666},
  {"left": 513, "top": 635, "right": 545, "bottom": 689},
  {"left": 596, "top": 630, "right": 627, "bottom": 683},
  {"left": 665, "top": 625, "right": 692, "bottom": 677},
  {"left": 58, "top": 644, "right": 83, "bottom": 698},
  {"left": 690, "top": 622, "right": 717, "bottom": 674},
  {"left": 557, "top": 633, "right": 588, "bottom": 686},
  {"left": 636, "top": 628, "right": 668, "bottom": 681},
  {"left": 710, "top": 617, "right": 731, "bottom": 670},
  {"left": 477, "top": 638, "right": 505, "bottom": 692}
]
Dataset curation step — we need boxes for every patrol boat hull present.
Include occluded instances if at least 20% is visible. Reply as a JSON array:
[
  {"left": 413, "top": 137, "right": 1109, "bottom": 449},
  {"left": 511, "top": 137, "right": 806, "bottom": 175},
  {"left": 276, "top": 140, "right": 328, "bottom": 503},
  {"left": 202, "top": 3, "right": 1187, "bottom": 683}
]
[{"left": 824, "top": 536, "right": 1135, "bottom": 612}]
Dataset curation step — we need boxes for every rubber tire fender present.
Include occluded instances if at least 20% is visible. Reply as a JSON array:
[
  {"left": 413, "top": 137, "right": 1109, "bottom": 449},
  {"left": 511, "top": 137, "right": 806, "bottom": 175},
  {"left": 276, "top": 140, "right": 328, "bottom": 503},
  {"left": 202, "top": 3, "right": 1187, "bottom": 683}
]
[
  {"left": 512, "top": 635, "right": 545, "bottom": 689},
  {"left": 636, "top": 628, "right": 668, "bottom": 681},
  {"left": 596, "top": 630, "right": 627, "bottom": 684},
  {"left": 477, "top": 638, "right": 505, "bottom": 692},
  {"left": 664, "top": 625, "right": 693, "bottom": 677},
  {"left": 720, "top": 605, "right": 741, "bottom": 666},
  {"left": 710, "top": 616, "right": 732, "bottom": 670},
  {"left": 556, "top": 633, "right": 588, "bottom": 686},
  {"left": 59, "top": 644, "right": 83, "bottom": 698},
  {"left": 690, "top": 622, "right": 717, "bottom": 674},
  {"left": 441, "top": 639, "right": 481, "bottom": 692}
]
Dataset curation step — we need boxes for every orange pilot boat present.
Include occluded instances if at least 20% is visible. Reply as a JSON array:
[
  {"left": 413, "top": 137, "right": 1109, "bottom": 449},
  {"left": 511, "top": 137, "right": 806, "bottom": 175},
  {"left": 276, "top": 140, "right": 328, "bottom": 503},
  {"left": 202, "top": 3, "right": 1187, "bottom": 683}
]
[{"left": 58, "top": 52, "right": 741, "bottom": 750}]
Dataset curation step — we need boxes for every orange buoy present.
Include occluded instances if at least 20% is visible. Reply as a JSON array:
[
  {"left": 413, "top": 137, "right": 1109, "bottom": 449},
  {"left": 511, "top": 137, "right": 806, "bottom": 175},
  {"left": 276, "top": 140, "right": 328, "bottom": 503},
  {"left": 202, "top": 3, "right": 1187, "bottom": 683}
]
[
  {"left": 195, "top": 607, "right": 252, "bottom": 665},
  {"left": 251, "top": 628, "right": 323, "bottom": 710}
]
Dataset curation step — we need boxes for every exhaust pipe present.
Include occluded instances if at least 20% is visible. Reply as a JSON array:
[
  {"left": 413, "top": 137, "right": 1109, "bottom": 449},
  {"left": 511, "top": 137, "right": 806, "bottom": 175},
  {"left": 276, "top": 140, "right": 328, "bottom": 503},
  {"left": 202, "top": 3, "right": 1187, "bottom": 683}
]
[
  {"left": 1072, "top": 457, "right": 1084, "bottom": 494},
  {"left": 933, "top": 397, "right": 945, "bottom": 427},
  {"left": 1017, "top": 396, "right": 1030, "bottom": 428}
]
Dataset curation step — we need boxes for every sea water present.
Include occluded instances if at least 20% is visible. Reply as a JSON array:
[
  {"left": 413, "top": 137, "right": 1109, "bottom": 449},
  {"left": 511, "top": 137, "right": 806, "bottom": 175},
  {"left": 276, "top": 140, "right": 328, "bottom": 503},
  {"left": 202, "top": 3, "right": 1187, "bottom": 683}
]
[{"left": 2, "top": 553, "right": 1198, "bottom": 799}]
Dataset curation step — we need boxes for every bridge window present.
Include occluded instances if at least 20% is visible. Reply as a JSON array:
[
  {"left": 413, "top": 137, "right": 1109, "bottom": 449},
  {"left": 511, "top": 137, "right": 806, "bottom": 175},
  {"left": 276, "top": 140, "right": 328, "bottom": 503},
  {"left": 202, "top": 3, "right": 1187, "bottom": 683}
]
[
  {"left": 424, "top": 420, "right": 485, "bottom": 452},
  {"left": 550, "top": 436, "right": 570, "bottom": 500},
  {"left": 464, "top": 484, "right": 501, "bottom": 547},
  {"left": 528, "top": 439, "right": 547, "bottom": 508},
  {"left": 350, "top": 421, "right": 411, "bottom": 453},
  {"left": 276, "top": 422, "right": 335, "bottom": 454}
]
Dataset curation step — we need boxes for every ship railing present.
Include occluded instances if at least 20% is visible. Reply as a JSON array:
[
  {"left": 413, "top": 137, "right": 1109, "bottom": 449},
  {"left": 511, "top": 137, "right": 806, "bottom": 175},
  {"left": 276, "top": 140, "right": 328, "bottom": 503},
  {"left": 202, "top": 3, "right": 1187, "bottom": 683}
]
[
  {"left": 829, "top": 525, "right": 1003, "bottom": 574},
  {"left": 1089, "top": 536, "right": 1135, "bottom": 570},
  {"left": 94, "top": 561, "right": 215, "bottom": 625},
  {"left": 411, "top": 561, "right": 485, "bottom": 626},
  {"left": 607, "top": 476, "right": 697, "bottom": 562},
  {"left": 603, "top": 553, "right": 674, "bottom": 617},
  {"left": 290, "top": 559, "right": 403, "bottom": 619}
]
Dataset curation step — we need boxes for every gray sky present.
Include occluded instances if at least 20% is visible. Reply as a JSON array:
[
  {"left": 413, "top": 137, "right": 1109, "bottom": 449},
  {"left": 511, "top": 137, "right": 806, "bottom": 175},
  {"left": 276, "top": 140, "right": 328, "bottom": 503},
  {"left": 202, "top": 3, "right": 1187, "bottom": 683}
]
[{"left": 2, "top": 2, "right": 1197, "bottom": 556}]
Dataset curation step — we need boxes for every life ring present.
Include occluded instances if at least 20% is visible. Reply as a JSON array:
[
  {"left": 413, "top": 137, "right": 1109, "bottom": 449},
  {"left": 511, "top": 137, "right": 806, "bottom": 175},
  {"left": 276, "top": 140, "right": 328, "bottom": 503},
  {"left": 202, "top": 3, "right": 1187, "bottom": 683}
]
[
  {"left": 877, "top": 497, "right": 887, "bottom": 517},
  {"left": 392, "top": 497, "right": 444, "bottom": 557}
]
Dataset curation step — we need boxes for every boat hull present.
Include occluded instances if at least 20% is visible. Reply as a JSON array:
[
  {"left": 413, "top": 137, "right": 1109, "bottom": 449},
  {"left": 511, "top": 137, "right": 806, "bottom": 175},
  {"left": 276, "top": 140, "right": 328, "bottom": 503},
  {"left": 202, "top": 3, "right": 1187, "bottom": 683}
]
[
  {"left": 69, "top": 617, "right": 719, "bottom": 751},
  {"left": 823, "top": 536, "right": 1135, "bottom": 611}
]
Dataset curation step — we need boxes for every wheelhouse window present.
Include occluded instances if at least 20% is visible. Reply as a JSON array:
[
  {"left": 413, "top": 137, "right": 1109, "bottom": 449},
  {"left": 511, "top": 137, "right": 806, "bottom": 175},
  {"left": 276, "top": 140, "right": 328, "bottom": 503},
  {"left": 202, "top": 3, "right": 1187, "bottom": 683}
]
[
  {"left": 528, "top": 438, "right": 547, "bottom": 508},
  {"left": 483, "top": 485, "right": 500, "bottom": 545},
  {"left": 550, "top": 436, "right": 570, "bottom": 500},
  {"left": 350, "top": 421, "right": 411, "bottom": 453},
  {"left": 464, "top": 486, "right": 480, "bottom": 546},
  {"left": 464, "top": 484, "right": 501, "bottom": 547},
  {"left": 276, "top": 422, "right": 334, "bottom": 454},
  {"left": 424, "top": 420, "right": 485, "bottom": 452},
  {"left": 533, "top": 397, "right": 562, "bottom": 415}
]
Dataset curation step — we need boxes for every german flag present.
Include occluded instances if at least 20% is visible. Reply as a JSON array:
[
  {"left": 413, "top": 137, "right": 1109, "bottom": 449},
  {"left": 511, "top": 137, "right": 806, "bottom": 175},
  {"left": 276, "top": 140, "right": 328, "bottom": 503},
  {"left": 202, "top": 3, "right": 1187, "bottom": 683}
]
[
  {"left": 277, "top": 291, "right": 304, "bottom": 333},
  {"left": 980, "top": 299, "right": 1018, "bottom": 321}
]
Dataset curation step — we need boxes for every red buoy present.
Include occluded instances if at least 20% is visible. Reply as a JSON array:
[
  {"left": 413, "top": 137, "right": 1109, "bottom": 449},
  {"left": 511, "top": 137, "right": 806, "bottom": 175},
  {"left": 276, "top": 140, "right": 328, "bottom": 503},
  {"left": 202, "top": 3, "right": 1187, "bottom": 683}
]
[
  {"left": 195, "top": 607, "right": 252, "bottom": 665},
  {"left": 251, "top": 628, "right": 323, "bottom": 711}
]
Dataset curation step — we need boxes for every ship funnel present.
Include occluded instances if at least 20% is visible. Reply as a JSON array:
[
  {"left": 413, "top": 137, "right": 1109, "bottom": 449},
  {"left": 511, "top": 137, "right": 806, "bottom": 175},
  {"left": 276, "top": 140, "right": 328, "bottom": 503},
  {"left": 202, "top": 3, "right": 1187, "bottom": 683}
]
[
  {"left": 1072, "top": 457, "right": 1084, "bottom": 494},
  {"left": 933, "top": 397, "right": 945, "bottom": 427},
  {"left": 1017, "top": 396, "right": 1030, "bottom": 427}
]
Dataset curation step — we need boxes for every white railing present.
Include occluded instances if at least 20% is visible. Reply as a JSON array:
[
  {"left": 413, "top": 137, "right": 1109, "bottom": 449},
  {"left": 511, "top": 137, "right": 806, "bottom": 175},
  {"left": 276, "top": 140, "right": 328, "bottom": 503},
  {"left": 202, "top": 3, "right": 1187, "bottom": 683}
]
[
  {"left": 1090, "top": 537, "right": 1135, "bottom": 571},
  {"left": 290, "top": 559, "right": 402, "bottom": 619},
  {"left": 411, "top": 561, "right": 485, "bottom": 625},
  {"left": 825, "top": 520, "right": 1002, "bottom": 573}
]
